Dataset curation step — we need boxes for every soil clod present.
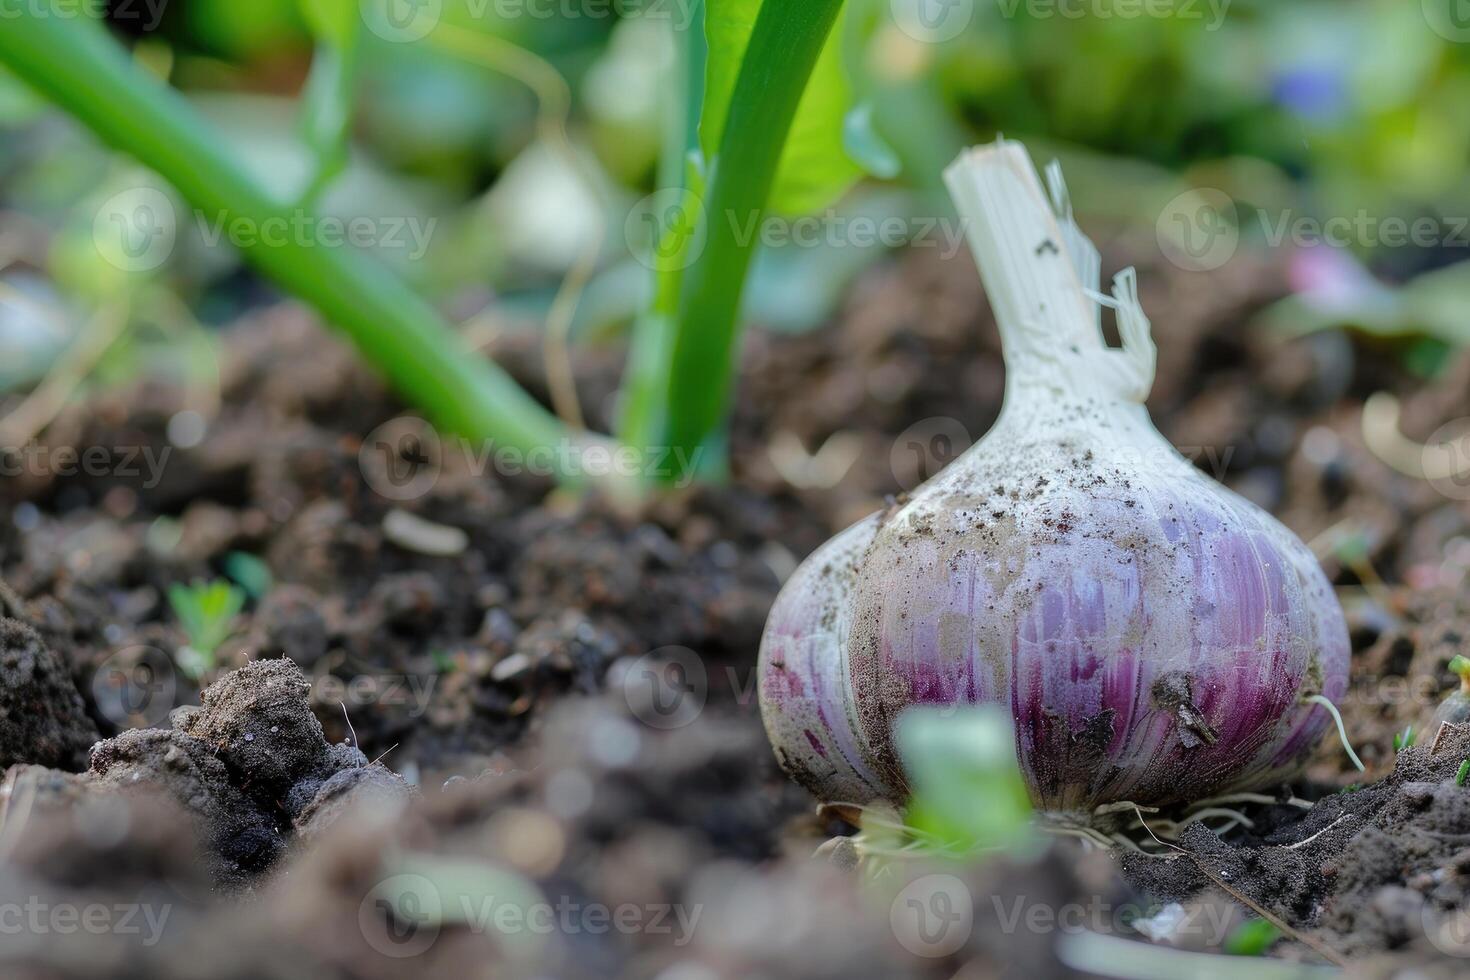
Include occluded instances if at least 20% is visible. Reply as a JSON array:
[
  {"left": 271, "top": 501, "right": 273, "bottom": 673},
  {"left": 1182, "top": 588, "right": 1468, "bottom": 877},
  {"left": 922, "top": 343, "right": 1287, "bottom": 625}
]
[{"left": 0, "top": 617, "right": 100, "bottom": 772}]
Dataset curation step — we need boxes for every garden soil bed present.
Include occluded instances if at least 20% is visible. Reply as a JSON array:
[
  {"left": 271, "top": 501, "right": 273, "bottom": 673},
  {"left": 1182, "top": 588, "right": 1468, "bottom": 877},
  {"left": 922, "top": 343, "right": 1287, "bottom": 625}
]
[{"left": 3, "top": 244, "right": 1470, "bottom": 977}]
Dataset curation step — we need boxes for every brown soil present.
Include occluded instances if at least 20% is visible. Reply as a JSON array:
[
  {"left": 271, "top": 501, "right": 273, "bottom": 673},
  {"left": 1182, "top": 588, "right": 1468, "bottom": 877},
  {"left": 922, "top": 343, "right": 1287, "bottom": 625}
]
[{"left": 3, "top": 245, "right": 1470, "bottom": 976}]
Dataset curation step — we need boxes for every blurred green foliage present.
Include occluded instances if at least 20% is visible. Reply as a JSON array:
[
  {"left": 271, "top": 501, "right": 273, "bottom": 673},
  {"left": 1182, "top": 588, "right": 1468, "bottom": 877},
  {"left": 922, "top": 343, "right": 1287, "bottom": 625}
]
[
  {"left": 897, "top": 705, "right": 1037, "bottom": 856},
  {"left": 168, "top": 577, "right": 247, "bottom": 679},
  {"left": 4, "top": 0, "right": 1470, "bottom": 398},
  {"left": 1223, "top": 917, "right": 1282, "bottom": 957}
]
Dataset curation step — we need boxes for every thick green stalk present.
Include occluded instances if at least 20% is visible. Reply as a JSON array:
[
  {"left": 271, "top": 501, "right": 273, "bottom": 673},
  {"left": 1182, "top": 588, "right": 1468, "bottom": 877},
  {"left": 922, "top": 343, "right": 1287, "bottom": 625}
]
[
  {"left": 660, "top": 0, "right": 846, "bottom": 464},
  {"left": 0, "top": 11, "right": 576, "bottom": 465}
]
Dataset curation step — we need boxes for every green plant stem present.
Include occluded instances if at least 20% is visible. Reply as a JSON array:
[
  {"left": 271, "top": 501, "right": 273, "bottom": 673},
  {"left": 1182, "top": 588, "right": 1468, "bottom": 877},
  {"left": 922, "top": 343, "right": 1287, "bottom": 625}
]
[
  {"left": 660, "top": 0, "right": 847, "bottom": 467},
  {"left": 0, "top": 11, "right": 580, "bottom": 469},
  {"left": 617, "top": 5, "right": 706, "bottom": 453}
]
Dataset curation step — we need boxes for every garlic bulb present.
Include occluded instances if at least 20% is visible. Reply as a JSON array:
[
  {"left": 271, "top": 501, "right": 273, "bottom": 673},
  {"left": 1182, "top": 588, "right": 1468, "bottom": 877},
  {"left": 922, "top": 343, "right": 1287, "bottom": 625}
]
[{"left": 758, "top": 141, "right": 1350, "bottom": 815}]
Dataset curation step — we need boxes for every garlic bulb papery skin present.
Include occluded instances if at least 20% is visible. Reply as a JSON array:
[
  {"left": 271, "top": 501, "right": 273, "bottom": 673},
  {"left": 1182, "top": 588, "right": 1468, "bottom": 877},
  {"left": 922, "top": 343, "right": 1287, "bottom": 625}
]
[{"left": 758, "top": 140, "right": 1350, "bottom": 817}]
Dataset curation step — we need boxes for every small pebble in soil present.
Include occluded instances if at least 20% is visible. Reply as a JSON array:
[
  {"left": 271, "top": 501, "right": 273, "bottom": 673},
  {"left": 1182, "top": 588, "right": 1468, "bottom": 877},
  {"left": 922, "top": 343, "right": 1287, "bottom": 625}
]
[{"left": 383, "top": 508, "right": 470, "bottom": 557}]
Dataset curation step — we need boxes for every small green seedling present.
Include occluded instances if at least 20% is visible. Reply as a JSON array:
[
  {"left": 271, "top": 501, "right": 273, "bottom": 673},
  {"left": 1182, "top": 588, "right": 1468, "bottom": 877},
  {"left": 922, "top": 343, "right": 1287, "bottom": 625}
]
[
  {"left": 168, "top": 579, "right": 247, "bottom": 680},
  {"left": 896, "top": 705, "right": 1038, "bottom": 859},
  {"left": 1456, "top": 760, "right": 1469, "bottom": 787},
  {"left": 1223, "top": 917, "right": 1281, "bottom": 956},
  {"left": 840, "top": 707, "right": 1038, "bottom": 876},
  {"left": 1394, "top": 725, "right": 1416, "bottom": 752}
]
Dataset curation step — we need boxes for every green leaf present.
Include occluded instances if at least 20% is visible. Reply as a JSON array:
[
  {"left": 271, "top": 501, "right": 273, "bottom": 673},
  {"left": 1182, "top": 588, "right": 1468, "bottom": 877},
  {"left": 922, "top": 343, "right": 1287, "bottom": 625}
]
[
  {"left": 168, "top": 579, "right": 246, "bottom": 656},
  {"left": 1224, "top": 918, "right": 1281, "bottom": 957},
  {"left": 1402, "top": 337, "right": 1452, "bottom": 378},
  {"left": 701, "top": 0, "right": 867, "bottom": 215},
  {"left": 1394, "top": 725, "right": 1416, "bottom": 751},
  {"left": 700, "top": 1, "right": 761, "bottom": 164},
  {"left": 658, "top": 0, "right": 847, "bottom": 463},
  {"left": 297, "top": 0, "right": 356, "bottom": 48},
  {"left": 0, "top": 65, "right": 43, "bottom": 124},
  {"left": 897, "top": 705, "right": 1037, "bottom": 856},
  {"left": 296, "top": 0, "right": 361, "bottom": 204},
  {"left": 769, "top": 29, "right": 863, "bottom": 214}
]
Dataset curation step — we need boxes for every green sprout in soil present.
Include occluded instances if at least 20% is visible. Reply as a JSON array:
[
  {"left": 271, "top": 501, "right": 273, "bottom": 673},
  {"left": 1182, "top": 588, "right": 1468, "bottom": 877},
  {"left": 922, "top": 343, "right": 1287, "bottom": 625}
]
[
  {"left": 831, "top": 706, "right": 1038, "bottom": 877},
  {"left": 0, "top": 1, "right": 883, "bottom": 494},
  {"left": 1394, "top": 725, "right": 1416, "bottom": 752},
  {"left": 168, "top": 579, "right": 247, "bottom": 681},
  {"left": 1457, "top": 760, "right": 1469, "bottom": 787},
  {"left": 898, "top": 706, "right": 1038, "bottom": 856},
  {"left": 1224, "top": 917, "right": 1282, "bottom": 957}
]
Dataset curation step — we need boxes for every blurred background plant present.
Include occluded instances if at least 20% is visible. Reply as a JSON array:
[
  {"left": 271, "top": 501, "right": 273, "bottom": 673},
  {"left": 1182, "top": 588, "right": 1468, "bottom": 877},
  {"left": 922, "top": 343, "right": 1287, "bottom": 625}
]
[
  {"left": 167, "top": 577, "right": 246, "bottom": 679},
  {"left": 2, "top": 0, "right": 1470, "bottom": 475}
]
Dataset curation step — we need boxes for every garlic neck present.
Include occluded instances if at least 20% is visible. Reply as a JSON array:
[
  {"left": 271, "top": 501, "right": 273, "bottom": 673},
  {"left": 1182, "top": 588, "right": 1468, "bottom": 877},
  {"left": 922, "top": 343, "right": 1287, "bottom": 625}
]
[{"left": 944, "top": 140, "right": 1157, "bottom": 408}]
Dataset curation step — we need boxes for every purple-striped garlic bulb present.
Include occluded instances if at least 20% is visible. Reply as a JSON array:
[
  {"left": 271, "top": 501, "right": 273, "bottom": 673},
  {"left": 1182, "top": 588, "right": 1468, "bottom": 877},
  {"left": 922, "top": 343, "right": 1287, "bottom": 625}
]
[{"left": 758, "top": 140, "right": 1350, "bottom": 817}]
